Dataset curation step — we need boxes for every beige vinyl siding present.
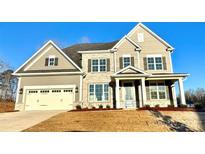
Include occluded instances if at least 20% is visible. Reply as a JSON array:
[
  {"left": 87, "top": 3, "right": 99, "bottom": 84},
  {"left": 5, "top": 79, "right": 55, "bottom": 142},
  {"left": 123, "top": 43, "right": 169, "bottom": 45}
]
[
  {"left": 128, "top": 25, "right": 172, "bottom": 73},
  {"left": 116, "top": 39, "right": 138, "bottom": 71},
  {"left": 19, "top": 44, "right": 78, "bottom": 72},
  {"left": 81, "top": 52, "right": 114, "bottom": 108}
]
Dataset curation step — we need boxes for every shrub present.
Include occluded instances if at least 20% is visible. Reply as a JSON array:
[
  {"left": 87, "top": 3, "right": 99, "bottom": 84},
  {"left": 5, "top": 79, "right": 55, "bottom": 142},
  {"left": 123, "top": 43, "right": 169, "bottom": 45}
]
[
  {"left": 145, "top": 105, "right": 151, "bottom": 109},
  {"left": 179, "top": 104, "right": 187, "bottom": 108},
  {"left": 92, "top": 106, "right": 96, "bottom": 109},
  {"left": 99, "top": 104, "right": 103, "bottom": 109},
  {"left": 106, "top": 105, "right": 110, "bottom": 109},
  {"left": 168, "top": 105, "right": 175, "bottom": 108},
  {"left": 155, "top": 104, "right": 160, "bottom": 108},
  {"left": 194, "top": 103, "right": 203, "bottom": 110},
  {"left": 76, "top": 105, "right": 82, "bottom": 110}
]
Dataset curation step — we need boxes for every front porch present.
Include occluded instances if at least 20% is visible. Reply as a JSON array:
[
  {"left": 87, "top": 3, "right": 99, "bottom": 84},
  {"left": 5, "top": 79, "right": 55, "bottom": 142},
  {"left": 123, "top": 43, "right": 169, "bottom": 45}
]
[{"left": 112, "top": 66, "right": 189, "bottom": 109}]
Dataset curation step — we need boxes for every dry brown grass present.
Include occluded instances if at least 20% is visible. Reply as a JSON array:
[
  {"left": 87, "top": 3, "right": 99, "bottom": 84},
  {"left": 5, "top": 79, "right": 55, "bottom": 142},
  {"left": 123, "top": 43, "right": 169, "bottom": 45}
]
[
  {"left": 24, "top": 110, "right": 171, "bottom": 132},
  {"left": 0, "top": 102, "right": 15, "bottom": 113}
]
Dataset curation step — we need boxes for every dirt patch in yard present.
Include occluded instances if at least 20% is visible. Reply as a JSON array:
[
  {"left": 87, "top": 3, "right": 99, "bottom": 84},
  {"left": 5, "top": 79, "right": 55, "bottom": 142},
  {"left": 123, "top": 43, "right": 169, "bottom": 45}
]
[
  {"left": 155, "top": 111, "right": 205, "bottom": 132},
  {"left": 24, "top": 110, "right": 171, "bottom": 132},
  {"left": 0, "top": 102, "right": 15, "bottom": 113}
]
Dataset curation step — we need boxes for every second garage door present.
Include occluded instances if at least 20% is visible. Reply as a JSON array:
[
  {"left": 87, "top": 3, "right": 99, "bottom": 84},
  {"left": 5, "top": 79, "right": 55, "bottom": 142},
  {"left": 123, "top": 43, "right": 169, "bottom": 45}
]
[{"left": 25, "top": 87, "right": 74, "bottom": 110}]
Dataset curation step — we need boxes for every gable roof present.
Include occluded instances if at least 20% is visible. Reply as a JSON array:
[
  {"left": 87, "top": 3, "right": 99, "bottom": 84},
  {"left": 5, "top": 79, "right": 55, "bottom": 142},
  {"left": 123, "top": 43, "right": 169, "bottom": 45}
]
[
  {"left": 127, "top": 23, "right": 174, "bottom": 51},
  {"left": 62, "top": 41, "right": 118, "bottom": 67},
  {"left": 14, "top": 40, "right": 83, "bottom": 75},
  {"left": 113, "top": 65, "right": 151, "bottom": 76},
  {"left": 111, "top": 35, "right": 142, "bottom": 50}
]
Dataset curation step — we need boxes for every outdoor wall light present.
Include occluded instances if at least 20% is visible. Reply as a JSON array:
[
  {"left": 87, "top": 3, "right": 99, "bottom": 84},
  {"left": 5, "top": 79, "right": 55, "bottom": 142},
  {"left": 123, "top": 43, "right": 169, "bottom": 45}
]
[
  {"left": 75, "top": 87, "right": 78, "bottom": 93},
  {"left": 19, "top": 88, "right": 23, "bottom": 94}
]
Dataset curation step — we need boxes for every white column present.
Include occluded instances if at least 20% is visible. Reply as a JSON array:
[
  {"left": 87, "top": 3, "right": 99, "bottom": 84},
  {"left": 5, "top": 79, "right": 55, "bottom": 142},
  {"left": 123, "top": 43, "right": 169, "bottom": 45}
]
[
  {"left": 138, "top": 84, "right": 143, "bottom": 108},
  {"left": 171, "top": 83, "right": 177, "bottom": 107},
  {"left": 79, "top": 75, "right": 83, "bottom": 102},
  {"left": 178, "top": 78, "right": 186, "bottom": 105},
  {"left": 141, "top": 78, "right": 146, "bottom": 106},
  {"left": 115, "top": 78, "right": 120, "bottom": 108}
]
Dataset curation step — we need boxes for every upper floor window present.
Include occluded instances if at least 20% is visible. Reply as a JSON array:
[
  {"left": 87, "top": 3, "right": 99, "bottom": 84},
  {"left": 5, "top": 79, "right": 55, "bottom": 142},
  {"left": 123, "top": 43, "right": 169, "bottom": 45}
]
[
  {"left": 123, "top": 57, "right": 131, "bottom": 68},
  {"left": 147, "top": 56, "right": 163, "bottom": 70},
  {"left": 49, "top": 56, "right": 55, "bottom": 66},
  {"left": 91, "top": 59, "right": 107, "bottom": 72},
  {"left": 45, "top": 56, "right": 58, "bottom": 66}
]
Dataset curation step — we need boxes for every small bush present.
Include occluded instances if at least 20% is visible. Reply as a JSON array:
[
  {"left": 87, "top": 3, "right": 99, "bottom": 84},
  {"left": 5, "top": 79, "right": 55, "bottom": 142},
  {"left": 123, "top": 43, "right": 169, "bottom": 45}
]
[
  {"left": 155, "top": 104, "right": 160, "bottom": 108},
  {"left": 179, "top": 104, "right": 187, "bottom": 108},
  {"left": 106, "top": 105, "right": 110, "bottom": 109},
  {"left": 194, "top": 103, "right": 203, "bottom": 110},
  {"left": 76, "top": 105, "right": 82, "bottom": 110},
  {"left": 99, "top": 104, "right": 103, "bottom": 109},
  {"left": 168, "top": 105, "right": 175, "bottom": 108},
  {"left": 92, "top": 106, "right": 96, "bottom": 109},
  {"left": 145, "top": 105, "right": 151, "bottom": 109}
]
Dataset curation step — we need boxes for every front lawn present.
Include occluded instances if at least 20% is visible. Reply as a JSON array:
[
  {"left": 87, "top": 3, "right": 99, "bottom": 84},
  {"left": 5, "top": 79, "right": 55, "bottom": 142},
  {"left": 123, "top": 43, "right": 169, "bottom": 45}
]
[{"left": 24, "top": 110, "right": 171, "bottom": 132}]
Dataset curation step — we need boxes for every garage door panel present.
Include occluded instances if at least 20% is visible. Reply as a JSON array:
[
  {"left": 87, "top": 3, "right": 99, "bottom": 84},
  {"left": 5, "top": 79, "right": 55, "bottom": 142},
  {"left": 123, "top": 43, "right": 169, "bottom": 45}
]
[{"left": 25, "top": 87, "right": 74, "bottom": 110}]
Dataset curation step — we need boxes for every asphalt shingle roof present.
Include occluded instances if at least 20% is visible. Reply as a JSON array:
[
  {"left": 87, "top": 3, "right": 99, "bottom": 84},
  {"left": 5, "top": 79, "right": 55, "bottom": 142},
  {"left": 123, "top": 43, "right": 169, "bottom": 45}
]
[{"left": 62, "top": 41, "right": 118, "bottom": 68}]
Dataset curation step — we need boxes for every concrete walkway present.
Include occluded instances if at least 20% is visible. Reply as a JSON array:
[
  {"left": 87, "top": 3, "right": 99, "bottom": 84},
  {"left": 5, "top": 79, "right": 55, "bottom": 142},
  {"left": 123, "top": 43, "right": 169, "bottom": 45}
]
[{"left": 0, "top": 110, "right": 64, "bottom": 132}]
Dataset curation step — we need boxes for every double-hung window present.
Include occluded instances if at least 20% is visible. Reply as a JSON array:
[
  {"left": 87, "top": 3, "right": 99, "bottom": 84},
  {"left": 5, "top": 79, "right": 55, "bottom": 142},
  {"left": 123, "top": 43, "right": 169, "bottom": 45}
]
[
  {"left": 149, "top": 81, "right": 166, "bottom": 100},
  {"left": 48, "top": 56, "right": 55, "bottom": 66},
  {"left": 123, "top": 57, "right": 131, "bottom": 68},
  {"left": 147, "top": 56, "right": 163, "bottom": 70},
  {"left": 89, "top": 83, "right": 109, "bottom": 102},
  {"left": 92, "top": 59, "right": 107, "bottom": 72}
]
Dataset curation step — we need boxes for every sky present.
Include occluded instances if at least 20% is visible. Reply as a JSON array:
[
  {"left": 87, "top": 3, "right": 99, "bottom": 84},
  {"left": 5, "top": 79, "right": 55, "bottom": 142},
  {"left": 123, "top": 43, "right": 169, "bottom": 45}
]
[{"left": 0, "top": 22, "right": 204, "bottom": 91}]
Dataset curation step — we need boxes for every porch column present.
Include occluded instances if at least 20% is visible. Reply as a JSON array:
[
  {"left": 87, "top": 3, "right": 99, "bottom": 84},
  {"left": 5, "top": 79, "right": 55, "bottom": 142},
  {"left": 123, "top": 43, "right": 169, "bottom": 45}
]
[
  {"left": 178, "top": 78, "right": 186, "bottom": 105},
  {"left": 141, "top": 78, "right": 146, "bottom": 106},
  {"left": 171, "top": 83, "right": 177, "bottom": 107},
  {"left": 115, "top": 78, "right": 120, "bottom": 108},
  {"left": 138, "top": 84, "right": 143, "bottom": 108}
]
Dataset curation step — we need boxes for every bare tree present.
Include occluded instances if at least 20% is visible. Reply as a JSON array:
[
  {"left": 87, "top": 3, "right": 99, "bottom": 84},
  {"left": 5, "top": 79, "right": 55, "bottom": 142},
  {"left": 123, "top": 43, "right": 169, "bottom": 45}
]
[
  {"left": 184, "top": 88, "right": 205, "bottom": 107},
  {"left": 0, "top": 59, "right": 17, "bottom": 102}
]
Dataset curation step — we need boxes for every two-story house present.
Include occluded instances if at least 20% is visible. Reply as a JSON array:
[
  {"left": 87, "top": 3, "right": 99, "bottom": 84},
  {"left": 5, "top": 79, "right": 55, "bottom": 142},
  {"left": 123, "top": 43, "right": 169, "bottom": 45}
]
[{"left": 13, "top": 23, "right": 189, "bottom": 111}]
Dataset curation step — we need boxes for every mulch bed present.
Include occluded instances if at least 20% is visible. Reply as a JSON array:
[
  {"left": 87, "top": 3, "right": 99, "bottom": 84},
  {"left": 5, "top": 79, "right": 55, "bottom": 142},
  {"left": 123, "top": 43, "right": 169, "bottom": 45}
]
[
  {"left": 71, "top": 107, "right": 205, "bottom": 112},
  {"left": 69, "top": 108, "right": 122, "bottom": 112},
  {"left": 0, "top": 102, "right": 15, "bottom": 113}
]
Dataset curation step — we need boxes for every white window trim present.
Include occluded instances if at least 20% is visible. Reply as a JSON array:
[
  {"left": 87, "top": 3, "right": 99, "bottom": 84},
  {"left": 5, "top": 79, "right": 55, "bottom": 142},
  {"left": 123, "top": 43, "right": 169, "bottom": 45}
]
[
  {"left": 149, "top": 81, "right": 167, "bottom": 100},
  {"left": 147, "top": 55, "right": 163, "bottom": 70},
  {"left": 48, "top": 55, "right": 56, "bottom": 66},
  {"left": 91, "top": 58, "right": 107, "bottom": 73},
  {"left": 88, "top": 83, "right": 109, "bottom": 102}
]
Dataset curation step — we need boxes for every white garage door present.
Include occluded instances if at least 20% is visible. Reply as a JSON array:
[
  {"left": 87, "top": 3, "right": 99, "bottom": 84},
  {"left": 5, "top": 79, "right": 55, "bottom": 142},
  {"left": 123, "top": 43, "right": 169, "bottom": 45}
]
[{"left": 25, "top": 87, "right": 74, "bottom": 110}]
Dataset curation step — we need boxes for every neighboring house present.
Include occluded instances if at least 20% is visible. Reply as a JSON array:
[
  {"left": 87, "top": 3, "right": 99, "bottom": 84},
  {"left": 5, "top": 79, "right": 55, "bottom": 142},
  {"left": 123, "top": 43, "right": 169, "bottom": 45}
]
[{"left": 13, "top": 23, "right": 189, "bottom": 111}]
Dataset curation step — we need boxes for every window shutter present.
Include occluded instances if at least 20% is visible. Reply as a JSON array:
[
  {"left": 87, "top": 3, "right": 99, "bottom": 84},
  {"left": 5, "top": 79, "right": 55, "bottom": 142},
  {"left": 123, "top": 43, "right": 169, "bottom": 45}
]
[
  {"left": 131, "top": 57, "right": 134, "bottom": 66},
  {"left": 143, "top": 57, "right": 147, "bottom": 70},
  {"left": 54, "top": 58, "right": 58, "bottom": 66},
  {"left": 45, "top": 58, "right": 49, "bottom": 66},
  {"left": 107, "top": 58, "right": 110, "bottom": 71},
  {"left": 120, "top": 57, "right": 123, "bottom": 69},
  {"left": 162, "top": 57, "right": 167, "bottom": 70},
  {"left": 88, "top": 59, "right": 91, "bottom": 72}
]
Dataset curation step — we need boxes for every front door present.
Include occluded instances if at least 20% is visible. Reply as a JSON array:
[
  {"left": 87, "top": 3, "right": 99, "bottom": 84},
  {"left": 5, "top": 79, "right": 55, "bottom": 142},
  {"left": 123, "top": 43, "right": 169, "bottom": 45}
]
[{"left": 123, "top": 82, "right": 136, "bottom": 108}]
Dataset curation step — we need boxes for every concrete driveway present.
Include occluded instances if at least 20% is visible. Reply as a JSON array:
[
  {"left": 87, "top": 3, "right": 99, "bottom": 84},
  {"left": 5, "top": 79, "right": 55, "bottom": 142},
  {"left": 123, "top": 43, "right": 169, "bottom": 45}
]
[{"left": 0, "top": 110, "right": 64, "bottom": 132}]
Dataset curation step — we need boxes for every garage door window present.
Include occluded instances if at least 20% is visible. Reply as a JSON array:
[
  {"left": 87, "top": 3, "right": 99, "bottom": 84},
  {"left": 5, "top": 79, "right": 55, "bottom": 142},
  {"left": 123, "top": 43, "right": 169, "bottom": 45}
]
[
  {"left": 40, "top": 90, "right": 49, "bottom": 93},
  {"left": 52, "top": 90, "right": 61, "bottom": 93}
]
